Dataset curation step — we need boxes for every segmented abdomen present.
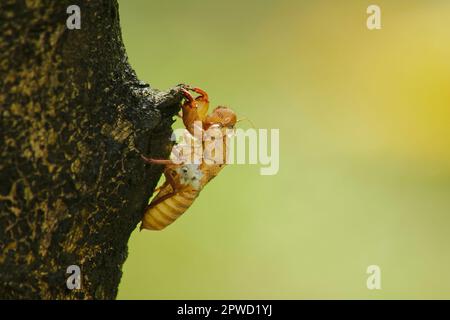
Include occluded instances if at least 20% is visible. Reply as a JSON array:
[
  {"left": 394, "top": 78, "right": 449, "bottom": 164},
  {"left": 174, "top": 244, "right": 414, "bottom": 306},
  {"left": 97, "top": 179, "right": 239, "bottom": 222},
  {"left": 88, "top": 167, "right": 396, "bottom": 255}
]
[{"left": 141, "top": 190, "right": 199, "bottom": 230}]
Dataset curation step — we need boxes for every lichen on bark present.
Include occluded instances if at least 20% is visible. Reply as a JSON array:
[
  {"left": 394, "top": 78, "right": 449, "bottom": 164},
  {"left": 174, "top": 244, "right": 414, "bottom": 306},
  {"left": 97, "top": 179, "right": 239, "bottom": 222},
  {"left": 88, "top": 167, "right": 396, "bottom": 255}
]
[{"left": 0, "top": 0, "right": 183, "bottom": 299}]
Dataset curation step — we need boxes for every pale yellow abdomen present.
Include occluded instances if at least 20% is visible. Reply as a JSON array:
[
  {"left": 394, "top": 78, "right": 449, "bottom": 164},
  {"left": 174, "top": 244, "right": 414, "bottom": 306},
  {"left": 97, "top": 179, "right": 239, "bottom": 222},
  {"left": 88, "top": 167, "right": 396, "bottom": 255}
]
[{"left": 141, "top": 190, "right": 199, "bottom": 230}]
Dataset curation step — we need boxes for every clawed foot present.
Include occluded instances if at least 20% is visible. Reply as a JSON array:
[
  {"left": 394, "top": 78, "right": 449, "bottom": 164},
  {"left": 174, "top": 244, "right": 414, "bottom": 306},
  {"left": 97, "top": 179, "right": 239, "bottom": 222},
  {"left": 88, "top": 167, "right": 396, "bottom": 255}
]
[{"left": 181, "top": 86, "right": 209, "bottom": 103}]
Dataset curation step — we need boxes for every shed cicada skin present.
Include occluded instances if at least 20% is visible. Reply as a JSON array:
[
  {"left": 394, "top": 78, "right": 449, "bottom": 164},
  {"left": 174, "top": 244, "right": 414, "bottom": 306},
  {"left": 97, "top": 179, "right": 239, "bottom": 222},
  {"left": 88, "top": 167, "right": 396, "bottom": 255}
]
[{"left": 140, "top": 86, "right": 237, "bottom": 231}]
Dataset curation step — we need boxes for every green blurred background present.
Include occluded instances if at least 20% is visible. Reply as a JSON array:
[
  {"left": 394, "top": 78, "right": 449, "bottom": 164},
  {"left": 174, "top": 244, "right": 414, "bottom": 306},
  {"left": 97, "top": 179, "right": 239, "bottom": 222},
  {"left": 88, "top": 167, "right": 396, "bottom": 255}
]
[{"left": 117, "top": 0, "right": 450, "bottom": 299}]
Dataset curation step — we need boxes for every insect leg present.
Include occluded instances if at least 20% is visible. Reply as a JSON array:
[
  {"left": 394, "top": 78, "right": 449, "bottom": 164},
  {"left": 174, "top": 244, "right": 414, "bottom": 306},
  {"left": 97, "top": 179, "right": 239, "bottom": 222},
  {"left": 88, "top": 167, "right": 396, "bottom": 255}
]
[
  {"left": 191, "top": 87, "right": 209, "bottom": 121},
  {"left": 141, "top": 155, "right": 174, "bottom": 165},
  {"left": 181, "top": 88, "right": 201, "bottom": 135},
  {"left": 146, "top": 170, "right": 179, "bottom": 208},
  {"left": 191, "top": 87, "right": 209, "bottom": 100},
  {"left": 181, "top": 88, "right": 196, "bottom": 106}
]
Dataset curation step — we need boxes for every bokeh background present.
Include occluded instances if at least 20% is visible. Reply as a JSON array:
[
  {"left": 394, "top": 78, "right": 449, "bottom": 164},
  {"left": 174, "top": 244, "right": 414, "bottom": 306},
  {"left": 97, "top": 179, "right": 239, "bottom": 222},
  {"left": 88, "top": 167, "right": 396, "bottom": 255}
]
[{"left": 117, "top": 0, "right": 450, "bottom": 299}]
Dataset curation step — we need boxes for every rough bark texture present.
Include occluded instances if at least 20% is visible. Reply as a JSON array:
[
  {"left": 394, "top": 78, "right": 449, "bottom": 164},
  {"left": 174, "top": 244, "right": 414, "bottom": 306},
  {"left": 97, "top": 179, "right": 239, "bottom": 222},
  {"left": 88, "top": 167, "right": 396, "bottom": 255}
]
[{"left": 0, "top": 0, "right": 183, "bottom": 299}]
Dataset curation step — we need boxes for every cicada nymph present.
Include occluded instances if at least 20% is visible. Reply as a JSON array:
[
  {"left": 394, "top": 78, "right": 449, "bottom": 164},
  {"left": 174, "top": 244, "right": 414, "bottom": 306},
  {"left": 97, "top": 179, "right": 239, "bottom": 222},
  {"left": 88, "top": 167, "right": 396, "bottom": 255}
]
[{"left": 140, "top": 87, "right": 237, "bottom": 230}]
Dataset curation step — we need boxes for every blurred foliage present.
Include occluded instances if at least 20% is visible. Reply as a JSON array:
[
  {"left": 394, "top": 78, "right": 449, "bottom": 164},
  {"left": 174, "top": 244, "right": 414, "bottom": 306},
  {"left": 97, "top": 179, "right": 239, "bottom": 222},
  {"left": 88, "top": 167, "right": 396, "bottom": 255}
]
[{"left": 117, "top": 0, "right": 450, "bottom": 299}]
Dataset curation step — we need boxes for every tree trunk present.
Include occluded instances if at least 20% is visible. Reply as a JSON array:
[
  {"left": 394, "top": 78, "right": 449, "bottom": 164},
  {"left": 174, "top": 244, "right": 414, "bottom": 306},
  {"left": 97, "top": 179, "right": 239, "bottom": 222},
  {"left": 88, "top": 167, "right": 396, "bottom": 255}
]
[{"left": 0, "top": 0, "right": 183, "bottom": 299}]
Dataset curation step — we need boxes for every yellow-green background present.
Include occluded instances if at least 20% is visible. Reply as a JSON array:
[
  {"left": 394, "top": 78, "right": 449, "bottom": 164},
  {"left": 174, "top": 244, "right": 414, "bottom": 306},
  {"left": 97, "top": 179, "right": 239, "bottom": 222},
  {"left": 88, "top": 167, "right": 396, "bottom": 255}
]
[{"left": 117, "top": 0, "right": 450, "bottom": 299}]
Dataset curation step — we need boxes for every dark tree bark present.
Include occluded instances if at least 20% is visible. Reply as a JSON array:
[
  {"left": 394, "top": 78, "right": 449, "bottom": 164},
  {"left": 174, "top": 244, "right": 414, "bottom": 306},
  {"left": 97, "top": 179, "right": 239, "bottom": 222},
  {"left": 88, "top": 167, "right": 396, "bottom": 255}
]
[{"left": 0, "top": 0, "right": 183, "bottom": 299}]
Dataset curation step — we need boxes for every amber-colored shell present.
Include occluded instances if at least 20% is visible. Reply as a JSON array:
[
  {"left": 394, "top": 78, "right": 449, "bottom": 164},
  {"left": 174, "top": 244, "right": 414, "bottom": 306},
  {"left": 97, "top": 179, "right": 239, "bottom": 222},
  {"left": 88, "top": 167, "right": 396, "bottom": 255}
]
[
  {"left": 141, "top": 87, "right": 236, "bottom": 231},
  {"left": 141, "top": 187, "right": 199, "bottom": 230},
  {"left": 141, "top": 162, "right": 225, "bottom": 231},
  {"left": 204, "top": 106, "right": 237, "bottom": 130}
]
